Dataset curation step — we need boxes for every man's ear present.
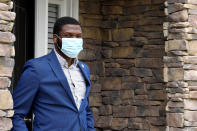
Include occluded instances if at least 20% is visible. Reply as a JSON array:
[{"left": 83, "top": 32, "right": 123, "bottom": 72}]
[{"left": 53, "top": 34, "right": 58, "bottom": 44}]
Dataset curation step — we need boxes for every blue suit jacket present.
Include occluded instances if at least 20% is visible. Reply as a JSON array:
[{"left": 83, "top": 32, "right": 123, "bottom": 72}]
[{"left": 11, "top": 50, "right": 95, "bottom": 131}]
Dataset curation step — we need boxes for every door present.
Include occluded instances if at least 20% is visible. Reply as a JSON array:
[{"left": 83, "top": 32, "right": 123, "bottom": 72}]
[{"left": 12, "top": 0, "right": 35, "bottom": 130}]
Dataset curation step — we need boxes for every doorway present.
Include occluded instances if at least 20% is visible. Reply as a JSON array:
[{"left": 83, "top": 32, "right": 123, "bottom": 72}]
[{"left": 12, "top": 0, "right": 35, "bottom": 130}]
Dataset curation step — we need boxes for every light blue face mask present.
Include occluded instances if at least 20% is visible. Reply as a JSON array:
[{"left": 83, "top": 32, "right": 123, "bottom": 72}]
[{"left": 57, "top": 37, "right": 83, "bottom": 58}]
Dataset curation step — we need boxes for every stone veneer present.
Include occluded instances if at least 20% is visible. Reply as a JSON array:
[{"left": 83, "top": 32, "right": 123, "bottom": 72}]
[
  {"left": 79, "top": 0, "right": 166, "bottom": 130},
  {"left": 0, "top": 0, "right": 197, "bottom": 130},
  {"left": 0, "top": 0, "right": 15, "bottom": 130},
  {"left": 164, "top": 0, "right": 197, "bottom": 131}
]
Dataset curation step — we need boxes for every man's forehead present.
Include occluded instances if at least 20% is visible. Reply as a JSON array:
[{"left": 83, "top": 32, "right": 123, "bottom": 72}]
[{"left": 61, "top": 24, "right": 82, "bottom": 32}]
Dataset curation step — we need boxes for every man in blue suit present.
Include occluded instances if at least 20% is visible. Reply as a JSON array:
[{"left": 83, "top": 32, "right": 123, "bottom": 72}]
[{"left": 12, "top": 17, "right": 95, "bottom": 131}]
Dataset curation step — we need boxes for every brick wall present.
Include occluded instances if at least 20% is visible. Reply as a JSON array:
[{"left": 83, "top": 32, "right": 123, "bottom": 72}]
[
  {"left": 79, "top": 0, "right": 167, "bottom": 130},
  {"left": 0, "top": 0, "right": 15, "bottom": 130}
]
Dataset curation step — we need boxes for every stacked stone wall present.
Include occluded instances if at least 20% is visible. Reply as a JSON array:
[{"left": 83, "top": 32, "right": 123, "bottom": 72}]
[
  {"left": 164, "top": 0, "right": 197, "bottom": 130},
  {"left": 79, "top": 0, "right": 166, "bottom": 130},
  {"left": 0, "top": 0, "right": 15, "bottom": 130}
]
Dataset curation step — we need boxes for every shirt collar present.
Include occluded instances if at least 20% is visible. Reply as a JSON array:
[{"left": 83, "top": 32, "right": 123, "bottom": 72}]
[{"left": 54, "top": 48, "right": 78, "bottom": 68}]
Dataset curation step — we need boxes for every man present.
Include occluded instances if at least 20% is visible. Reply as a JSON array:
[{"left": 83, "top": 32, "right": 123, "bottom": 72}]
[{"left": 12, "top": 17, "right": 95, "bottom": 131}]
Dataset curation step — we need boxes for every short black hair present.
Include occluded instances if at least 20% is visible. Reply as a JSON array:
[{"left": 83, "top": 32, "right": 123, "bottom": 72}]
[{"left": 53, "top": 16, "right": 81, "bottom": 35}]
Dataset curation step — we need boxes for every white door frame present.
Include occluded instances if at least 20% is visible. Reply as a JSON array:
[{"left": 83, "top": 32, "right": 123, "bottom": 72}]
[{"left": 34, "top": 0, "right": 79, "bottom": 58}]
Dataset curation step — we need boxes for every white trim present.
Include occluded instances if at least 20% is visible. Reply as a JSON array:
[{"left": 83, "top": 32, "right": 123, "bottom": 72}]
[
  {"left": 34, "top": 0, "right": 79, "bottom": 58},
  {"left": 34, "top": 0, "right": 48, "bottom": 58}
]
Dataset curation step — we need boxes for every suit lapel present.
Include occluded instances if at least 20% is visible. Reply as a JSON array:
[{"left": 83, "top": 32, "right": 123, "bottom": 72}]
[
  {"left": 77, "top": 61, "right": 92, "bottom": 111},
  {"left": 47, "top": 50, "right": 77, "bottom": 110},
  {"left": 78, "top": 61, "right": 91, "bottom": 86}
]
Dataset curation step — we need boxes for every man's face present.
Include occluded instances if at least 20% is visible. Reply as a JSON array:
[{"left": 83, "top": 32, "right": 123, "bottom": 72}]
[{"left": 53, "top": 24, "right": 82, "bottom": 48}]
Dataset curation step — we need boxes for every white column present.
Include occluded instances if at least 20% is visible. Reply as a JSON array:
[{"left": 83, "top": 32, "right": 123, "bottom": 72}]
[{"left": 34, "top": 0, "right": 48, "bottom": 58}]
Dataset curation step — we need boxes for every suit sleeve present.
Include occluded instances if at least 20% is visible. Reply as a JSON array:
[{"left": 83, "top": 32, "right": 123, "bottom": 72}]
[
  {"left": 11, "top": 61, "right": 39, "bottom": 131},
  {"left": 86, "top": 66, "right": 96, "bottom": 131}
]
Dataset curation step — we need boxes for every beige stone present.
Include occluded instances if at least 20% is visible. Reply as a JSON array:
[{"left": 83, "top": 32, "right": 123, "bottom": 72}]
[
  {"left": 0, "top": 66, "right": 13, "bottom": 77},
  {"left": 0, "top": 110, "right": 6, "bottom": 117},
  {"left": 169, "top": 22, "right": 190, "bottom": 28},
  {"left": 168, "top": 40, "right": 188, "bottom": 51},
  {"left": 190, "top": 128, "right": 197, "bottom": 131},
  {"left": 169, "top": 10, "right": 188, "bottom": 22},
  {"left": 168, "top": 68, "right": 184, "bottom": 81},
  {"left": 10, "top": 45, "right": 15, "bottom": 57},
  {"left": 189, "top": 9, "right": 197, "bottom": 15},
  {"left": 0, "top": 3, "right": 8, "bottom": 11},
  {"left": 189, "top": 91, "right": 197, "bottom": 99},
  {"left": 168, "top": 127, "right": 185, "bottom": 131},
  {"left": 168, "top": 33, "right": 187, "bottom": 40},
  {"left": 184, "top": 121, "right": 197, "bottom": 127},
  {"left": 189, "top": 86, "right": 197, "bottom": 91},
  {"left": 112, "top": 28, "right": 134, "bottom": 41},
  {"left": 170, "top": 51, "right": 188, "bottom": 56},
  {"left": 167, "top": 101, "right": 184, "bottom": 108},
  {"left": 0, "top": 118, "right": 12, "bottom": 130},
  {"left": 167, "top": 0, "right": 187, "bottom": 4},
  {"left": 184, "top": 99, "right": 197, "bottom": 110},
  {"left": 0, "top": 57, "right": 14, "bottom": 77},
  {"left": 8, "top": 1, "right": 13, "bottom": 10},
  {"left": 184, "top": 56, "right": 197, "bottom": 64},
  {"left": 0, "top": 32, "right": 15, "bottom": 43},
  {"left": 0, "top": 0, "right": 11, "bottom": 2},
  {"left": 0, "top": 11, "right": 15, "bottom": 21},
  {"left": 0, "top": 20, "right": 8, "bottom": 25},
  {"left": 167, "top": 113, "right": 184, "bottom": 127},
  {"left": 167, "top": 81, "right": 187, "bottom": 88},
  {"left": 188, "top": 41, "right": 197, "bottom": 55},
  {"left": 189, "top": 15, "right": 197, "bottom": 28},
  {"left": 184, "top": 4, "right": 197, "bottom": 9},
  {"left": 0, "top": 22, "right": 14, "bottom": 32},
  {"left": 0, "top": 77, "right": 9, "bottom": 88},
  {"left": 6, "top": 110, "right": 14, "bottom": 117},
  {"left": 185, "top": 110, "right": 197, "bottom": 122},
  {"left": 185, "top": 34, "right": 197, "bottom": 40},
  {"left": 188, "top": 0, "right": 197, "bottom": 4},
  {"left": 168, "top": 3, "right": 185, "bottom": 14},
  {"left": 164, "top": 56, "right": 183, "bottom": 63},
  {"left": 0, "top": 44, "right": 10, "bottom": 56},
  {"left": 184, "top": 64, "right": 197, "bottom": 69},
  {"left": 184, "top": 70, "right": 197, "bottom": 80},
  {"left": 0, "top": 90, "right": 12, "bottom": 109}
]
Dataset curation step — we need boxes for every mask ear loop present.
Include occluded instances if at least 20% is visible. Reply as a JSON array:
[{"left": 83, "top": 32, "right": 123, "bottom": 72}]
[{"left": 55, "top": 34, "right": 62, "bottom": 50}]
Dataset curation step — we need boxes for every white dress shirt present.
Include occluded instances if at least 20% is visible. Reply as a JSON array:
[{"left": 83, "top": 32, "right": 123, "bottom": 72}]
[{"left": 54, "top": 49, "right": 86, "bottom": 110}]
